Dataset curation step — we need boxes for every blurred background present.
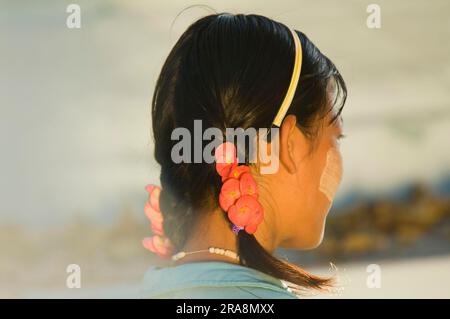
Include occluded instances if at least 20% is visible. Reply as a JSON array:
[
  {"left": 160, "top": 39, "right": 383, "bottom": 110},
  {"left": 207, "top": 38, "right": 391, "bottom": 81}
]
[{"left": 0, "top": 0, "right": 449, "bottom": 298}]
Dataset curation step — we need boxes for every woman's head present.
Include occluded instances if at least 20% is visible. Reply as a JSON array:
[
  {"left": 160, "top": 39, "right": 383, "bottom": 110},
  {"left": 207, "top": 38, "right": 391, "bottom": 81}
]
[{"left": 151, "top": 13, "right": 347, "bottom": 289}]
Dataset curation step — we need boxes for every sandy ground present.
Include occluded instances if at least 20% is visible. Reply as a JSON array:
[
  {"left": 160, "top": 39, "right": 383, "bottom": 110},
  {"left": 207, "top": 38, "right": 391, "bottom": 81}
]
[
  {"left": 20, "top": 255, "right": 450, "bottom": 299},
  {"left": 311, "top": 255, "right": 450, "bottom": 299}
]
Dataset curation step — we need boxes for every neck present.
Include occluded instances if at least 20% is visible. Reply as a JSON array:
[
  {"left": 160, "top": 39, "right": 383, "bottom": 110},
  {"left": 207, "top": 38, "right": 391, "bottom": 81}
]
[{"left": 174, "top": 208, "right": 278, "bottom": 265}]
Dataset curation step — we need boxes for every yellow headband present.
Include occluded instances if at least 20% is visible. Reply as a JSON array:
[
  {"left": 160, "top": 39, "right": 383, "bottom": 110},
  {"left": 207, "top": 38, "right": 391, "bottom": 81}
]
[{"left": 272, "top": 29, "right": 302, "bottom": 127}]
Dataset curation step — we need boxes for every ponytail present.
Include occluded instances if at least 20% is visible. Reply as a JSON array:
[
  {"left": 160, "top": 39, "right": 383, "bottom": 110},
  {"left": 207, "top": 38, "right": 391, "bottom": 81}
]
[{"left": 238, "top": 232, "right": 333, "bottom": 291}]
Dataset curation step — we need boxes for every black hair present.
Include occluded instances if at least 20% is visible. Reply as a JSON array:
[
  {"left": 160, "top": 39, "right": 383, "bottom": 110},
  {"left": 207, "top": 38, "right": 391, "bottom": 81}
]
[{"left": 151, "top": 13, "right": 347, "bottom": 291}]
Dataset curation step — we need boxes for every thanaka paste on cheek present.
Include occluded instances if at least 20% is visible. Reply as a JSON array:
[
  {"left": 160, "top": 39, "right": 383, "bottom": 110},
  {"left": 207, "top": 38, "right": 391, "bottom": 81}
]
[{"left": 319, "top": 147, "right": 343, "bottom": 202}]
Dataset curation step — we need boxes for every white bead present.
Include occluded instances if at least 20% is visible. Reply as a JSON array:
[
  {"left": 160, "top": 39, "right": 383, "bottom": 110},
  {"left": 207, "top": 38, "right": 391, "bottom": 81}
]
[
  {"left": 171, "top": 251, "right": 186, "bottom": 261},
  {"left": 172, "top": 247, "right": 238, "bottom": 262}
]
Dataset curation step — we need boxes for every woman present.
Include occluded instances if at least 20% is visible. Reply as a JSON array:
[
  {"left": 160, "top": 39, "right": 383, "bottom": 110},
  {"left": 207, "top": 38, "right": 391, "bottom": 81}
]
[{"left": 141, "top": 13, "right": 347, "bottom": 298}]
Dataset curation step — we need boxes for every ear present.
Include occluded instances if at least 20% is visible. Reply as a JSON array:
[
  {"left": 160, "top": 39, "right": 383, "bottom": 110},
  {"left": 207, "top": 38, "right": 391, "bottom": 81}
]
[{"left": 279, "top": 115, "right": 298, "bottom": 174}]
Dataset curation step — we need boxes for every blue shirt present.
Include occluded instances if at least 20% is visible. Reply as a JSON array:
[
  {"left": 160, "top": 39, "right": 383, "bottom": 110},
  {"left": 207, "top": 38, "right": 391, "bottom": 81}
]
[{"left": 140, "top": 261, "right": 298, "bottom": 299}]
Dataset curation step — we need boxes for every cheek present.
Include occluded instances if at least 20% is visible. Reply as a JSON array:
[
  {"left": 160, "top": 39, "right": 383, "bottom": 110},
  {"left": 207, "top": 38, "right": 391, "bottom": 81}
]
[{"left": 318, "top": 147, "right": 343, "bottom": 202}]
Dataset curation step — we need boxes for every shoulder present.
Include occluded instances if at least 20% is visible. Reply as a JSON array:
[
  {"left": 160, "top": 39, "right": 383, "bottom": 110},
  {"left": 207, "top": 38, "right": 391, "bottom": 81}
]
[
  {"left": 143, "top": 286, "right": 297, "bottom": 299},
  {"left": 140, "top": 261, "right": 298, "bottom": 299}
]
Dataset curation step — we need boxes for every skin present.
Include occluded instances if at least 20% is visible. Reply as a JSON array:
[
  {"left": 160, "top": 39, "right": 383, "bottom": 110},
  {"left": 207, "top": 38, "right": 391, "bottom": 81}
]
[
  {"left": 260, "top": 113, "right": 344, "bottom": 250},
  {"left": 176, "top": 110, "right": 344, "bottom": 265}
]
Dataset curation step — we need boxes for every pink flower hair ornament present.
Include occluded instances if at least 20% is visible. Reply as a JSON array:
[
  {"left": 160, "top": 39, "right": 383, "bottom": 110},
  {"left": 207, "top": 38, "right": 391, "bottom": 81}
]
[
  {"left": 142, "top": 184, "right": 174, "bottom": 258},
  {"left": 215, "top": 142, "right": 264, "bottom": 235},
  {"left": 142, "top": 142, "right": 264, "bottom": 258}
]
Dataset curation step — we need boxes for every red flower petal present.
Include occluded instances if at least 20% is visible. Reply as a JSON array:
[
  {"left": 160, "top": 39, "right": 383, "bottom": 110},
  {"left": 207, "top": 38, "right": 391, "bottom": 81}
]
[
  {"left": 227, "top": 204, "right": 251, "bottom": 227},
  {"left": 149, "top": 186, "right": 161, "bottom": 212},
  {"left": 215, "top": 142, "right": 238, "bottom": 177},
  {"left": 227, "top": 165, "right": 250, "bottom": 181},
  {"left": 244, "top": 224, "right": 258, "bottom": 234},
  {"left": 244, "top": 201, "right": 264, "bottom": 234},
  {"left": 145, "top": 184, "right": 155, "bottom": 194},
  {"left": 144, "top": 201, "right": 163, "bottom": 225},
  {"left": 219, "top": 178, "right": 241, "bottom": 211},
  {"left": 216, "top": 161, "right": 237, "bottom": 179},
  {"left": 215, "top": 142, "right": 237, "bottom": 164},
  {"left": 151, "top": 225, "right": 164, "bottom": 236},
  {"left": 239, "top": 172, "right": 258, "bottom": 198},
  {"left": 142, "top": 237, "right": 156, "bottom": 252},
  {"left": 151, "top": 218, "right": 164, "bottom": 236},
  {"left": 251, "top": 207, "right": 264, "bottom": 225},
  {"left": 142, "top": 236, "right": 172, "bottom": 259},
  {"left": 228, "top": 195, "right": 261, "bottom": 227}
]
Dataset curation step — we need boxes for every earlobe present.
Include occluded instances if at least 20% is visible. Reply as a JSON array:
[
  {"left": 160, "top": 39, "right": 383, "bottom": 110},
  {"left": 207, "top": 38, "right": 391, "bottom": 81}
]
[{"left": 279, "top": 115, "right": 298, "bottom": 174}]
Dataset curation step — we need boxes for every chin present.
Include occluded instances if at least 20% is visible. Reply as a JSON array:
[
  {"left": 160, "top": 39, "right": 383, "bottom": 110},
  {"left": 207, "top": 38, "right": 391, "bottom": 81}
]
[
  {"left": 280, "top": 228, "right": 325, "bottom": 250},
  {"left": 280, "top": 210, "right": 329, "bottom": 249},
  {"left": 299, "top": 220, "right": 327, "bottom": 250},
  {"left": 298, "top": 233, "right": 324, "bottom": 250},
  {"left": 307, "top": 231, "right": 325, "bottom": 249}
]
